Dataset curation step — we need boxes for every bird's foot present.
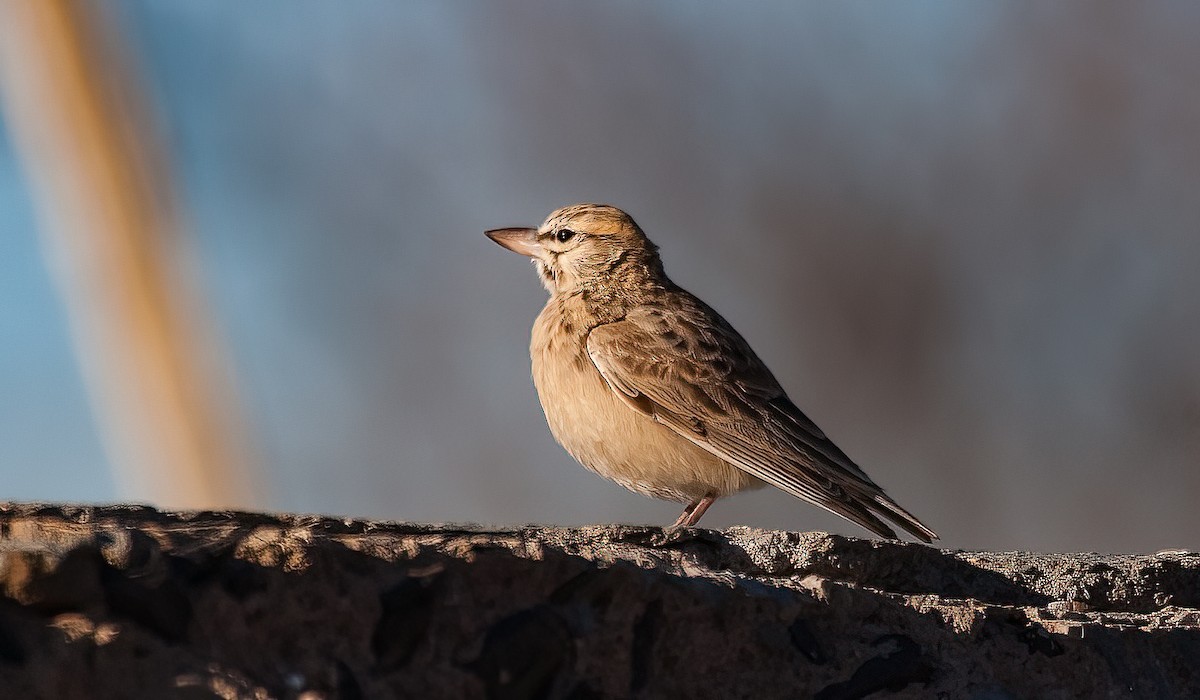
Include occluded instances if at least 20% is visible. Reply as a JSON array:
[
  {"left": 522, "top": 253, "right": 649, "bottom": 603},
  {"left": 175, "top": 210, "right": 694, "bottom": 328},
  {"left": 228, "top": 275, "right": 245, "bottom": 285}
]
[
  {"left": 665, "top": 494, "right": 717, "bottom": 533},
  {"left": 670, "top": 500, "right": 700, "bottom": 529}
]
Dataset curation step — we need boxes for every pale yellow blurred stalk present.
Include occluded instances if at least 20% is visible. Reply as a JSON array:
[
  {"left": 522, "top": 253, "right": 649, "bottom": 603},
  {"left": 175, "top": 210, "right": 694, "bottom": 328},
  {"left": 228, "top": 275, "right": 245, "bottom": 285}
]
[{"left": 0, "top": 0, "right": 262, "bottom": 508}]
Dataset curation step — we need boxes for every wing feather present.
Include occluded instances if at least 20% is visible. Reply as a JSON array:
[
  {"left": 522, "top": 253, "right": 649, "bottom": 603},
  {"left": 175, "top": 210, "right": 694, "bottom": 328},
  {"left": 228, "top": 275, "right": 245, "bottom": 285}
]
[{"left": 586, "top": 297, "right": 937, "bottom": 543}]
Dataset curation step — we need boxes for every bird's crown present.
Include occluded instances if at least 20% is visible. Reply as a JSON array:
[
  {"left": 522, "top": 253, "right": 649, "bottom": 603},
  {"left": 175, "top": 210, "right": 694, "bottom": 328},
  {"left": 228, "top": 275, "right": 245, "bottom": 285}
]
[{"left": 542, "top": 204, "right": 641, "bottom": 239}]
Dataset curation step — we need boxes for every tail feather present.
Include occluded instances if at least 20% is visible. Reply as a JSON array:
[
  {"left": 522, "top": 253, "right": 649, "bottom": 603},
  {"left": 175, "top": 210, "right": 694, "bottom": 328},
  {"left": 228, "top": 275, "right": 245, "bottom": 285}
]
[
  {"left": 815, "top": 494, "right": 899, "bottom": 541},
  {"left": 871, "top": 493, "right": 938, "bottom": 543}
]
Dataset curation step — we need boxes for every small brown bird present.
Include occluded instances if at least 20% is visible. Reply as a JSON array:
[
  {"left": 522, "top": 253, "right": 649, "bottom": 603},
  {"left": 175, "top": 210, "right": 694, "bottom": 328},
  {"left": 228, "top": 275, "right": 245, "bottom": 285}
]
[{"left": 486, "top": 204, "right": 937, "bottom": 542}]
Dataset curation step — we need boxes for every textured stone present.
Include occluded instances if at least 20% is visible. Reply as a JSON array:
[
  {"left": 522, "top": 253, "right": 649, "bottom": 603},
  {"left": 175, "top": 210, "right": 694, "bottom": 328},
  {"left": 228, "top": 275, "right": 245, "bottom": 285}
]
[{"left": 0, "top": 503, "right": 1196, "bottom": 698}]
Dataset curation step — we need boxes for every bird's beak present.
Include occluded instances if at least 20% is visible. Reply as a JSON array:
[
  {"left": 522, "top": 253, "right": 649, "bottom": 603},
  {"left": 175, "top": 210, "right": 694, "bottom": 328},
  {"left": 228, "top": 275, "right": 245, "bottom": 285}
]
[{"left": 485, "top": 227, "right": 543, "bottom": 258}]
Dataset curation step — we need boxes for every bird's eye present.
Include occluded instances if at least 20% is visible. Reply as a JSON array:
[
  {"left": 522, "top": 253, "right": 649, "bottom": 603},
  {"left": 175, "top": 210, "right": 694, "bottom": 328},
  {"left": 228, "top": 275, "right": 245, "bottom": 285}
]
[{"left": 555, "top": 229, "right": 577, "bottom": 243}]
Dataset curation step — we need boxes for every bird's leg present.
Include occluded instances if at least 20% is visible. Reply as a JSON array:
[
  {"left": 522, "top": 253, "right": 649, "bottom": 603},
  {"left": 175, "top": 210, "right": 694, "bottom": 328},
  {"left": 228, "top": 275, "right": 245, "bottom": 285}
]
[
  {"left": 671, "top": 500, "right": 700, "bottom": 528},
  {"left": 682, "top": 494, "right": 717, "bottom": 527},
  {"left": 667, "top": 494, "right": 718, "bottom": 533}
]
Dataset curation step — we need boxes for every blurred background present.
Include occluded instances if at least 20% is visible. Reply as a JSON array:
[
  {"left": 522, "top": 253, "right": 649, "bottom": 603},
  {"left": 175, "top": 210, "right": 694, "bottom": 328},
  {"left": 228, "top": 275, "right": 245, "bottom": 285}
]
[{"left": 1, "top": 1, "right": 1197, "bottom": 553}]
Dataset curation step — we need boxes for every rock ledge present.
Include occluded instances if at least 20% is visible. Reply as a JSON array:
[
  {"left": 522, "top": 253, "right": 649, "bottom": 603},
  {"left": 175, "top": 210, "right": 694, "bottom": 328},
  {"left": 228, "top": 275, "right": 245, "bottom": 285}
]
[{"left": 0, "top": 503, "right": 1196, "bottom": 698}]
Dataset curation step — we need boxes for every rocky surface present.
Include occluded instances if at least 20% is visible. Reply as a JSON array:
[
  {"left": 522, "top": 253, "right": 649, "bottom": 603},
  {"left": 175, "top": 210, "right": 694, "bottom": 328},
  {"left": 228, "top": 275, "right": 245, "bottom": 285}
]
[{"left": 0, "top": 504, "right": 1197, "bottom": 698}]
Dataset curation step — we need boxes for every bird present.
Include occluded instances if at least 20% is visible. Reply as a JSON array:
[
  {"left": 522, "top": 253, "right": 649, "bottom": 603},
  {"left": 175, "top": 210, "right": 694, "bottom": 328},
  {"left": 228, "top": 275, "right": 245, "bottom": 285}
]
[{"left": 485, "top": 204, "right": 938, "bottom": 542}]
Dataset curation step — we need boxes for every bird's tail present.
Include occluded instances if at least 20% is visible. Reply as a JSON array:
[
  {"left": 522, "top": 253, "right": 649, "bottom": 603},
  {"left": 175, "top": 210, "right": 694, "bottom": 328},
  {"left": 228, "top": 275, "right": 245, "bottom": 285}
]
[
  {"left": 870, "top": 493, "right": 939, "bottom": 543},
  {"left": 813, "top": 481, "right": 938, "bottom": 543}
]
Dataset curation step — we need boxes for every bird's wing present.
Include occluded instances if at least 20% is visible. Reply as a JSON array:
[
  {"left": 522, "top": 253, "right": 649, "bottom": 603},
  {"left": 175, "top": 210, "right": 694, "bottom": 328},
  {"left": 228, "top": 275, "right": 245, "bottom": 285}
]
[{"left": 585, "top": 298, "right": 937, "bottom": 542}]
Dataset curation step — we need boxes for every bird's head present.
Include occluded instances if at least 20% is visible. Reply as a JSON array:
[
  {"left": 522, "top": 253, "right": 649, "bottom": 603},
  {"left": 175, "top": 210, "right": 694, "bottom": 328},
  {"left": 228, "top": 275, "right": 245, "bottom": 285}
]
[{"left": 487, "top": 204, "right": 663, "bottom": 296}]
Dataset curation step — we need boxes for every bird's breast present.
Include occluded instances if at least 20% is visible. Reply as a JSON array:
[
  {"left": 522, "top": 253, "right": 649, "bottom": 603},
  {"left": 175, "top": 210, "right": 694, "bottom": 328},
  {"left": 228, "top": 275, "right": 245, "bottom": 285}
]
[{"left": 529, "top": 301, "right": 759, "bottom": 503}]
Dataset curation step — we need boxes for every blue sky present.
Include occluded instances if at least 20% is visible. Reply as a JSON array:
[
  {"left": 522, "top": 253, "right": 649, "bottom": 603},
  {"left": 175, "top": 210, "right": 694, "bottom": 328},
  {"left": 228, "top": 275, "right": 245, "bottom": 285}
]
[{"left": 0, "top": 119, "right": 113, "bottom": 501}]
